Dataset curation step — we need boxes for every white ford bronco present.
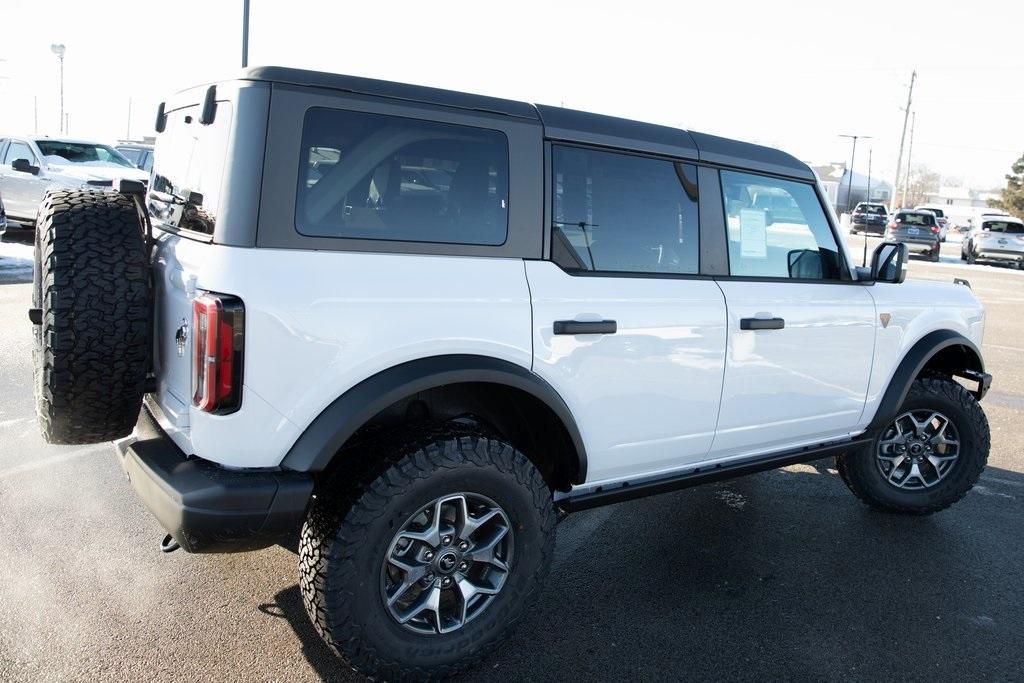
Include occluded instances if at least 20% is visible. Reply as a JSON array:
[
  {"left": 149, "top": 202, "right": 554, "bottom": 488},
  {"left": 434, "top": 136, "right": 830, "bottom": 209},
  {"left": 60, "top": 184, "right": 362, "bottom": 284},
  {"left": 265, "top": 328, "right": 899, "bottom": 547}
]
[{"left": 30, "top": 67, "right": 992, "bottom": 679}]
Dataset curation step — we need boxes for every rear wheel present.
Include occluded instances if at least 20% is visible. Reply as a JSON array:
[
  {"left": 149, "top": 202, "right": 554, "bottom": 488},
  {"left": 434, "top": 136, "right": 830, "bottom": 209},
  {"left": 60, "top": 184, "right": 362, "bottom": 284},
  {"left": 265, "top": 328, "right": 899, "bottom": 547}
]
[
  {"left": 930, "top": 247, "right": 941, "bottom": 262},
  {"left": 836, "top": 377, "right": 989, "bottom": 515},
  {"left": 299, "top": 431, "right": 555, "bottom": 679},
  {"left": 33, "top": 190, "right": 151, "bottom": 444}
]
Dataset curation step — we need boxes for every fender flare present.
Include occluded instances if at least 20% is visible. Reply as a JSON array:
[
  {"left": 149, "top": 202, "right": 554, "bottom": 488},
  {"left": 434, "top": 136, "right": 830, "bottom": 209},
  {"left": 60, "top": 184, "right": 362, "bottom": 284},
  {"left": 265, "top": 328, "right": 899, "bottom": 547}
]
[
  {"left": 280, "top": 354, "right": 588, "bottom": 483},
  {"left": 866, "top": 329, "right": 987, "bottom": 433}
]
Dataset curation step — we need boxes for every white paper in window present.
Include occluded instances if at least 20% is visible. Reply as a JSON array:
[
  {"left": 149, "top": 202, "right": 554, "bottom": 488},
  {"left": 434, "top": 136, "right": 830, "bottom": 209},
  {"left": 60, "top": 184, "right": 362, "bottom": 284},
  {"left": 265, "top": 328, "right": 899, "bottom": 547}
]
[{"left": 739, "top": 208, "right": 768, "bottom": 259}]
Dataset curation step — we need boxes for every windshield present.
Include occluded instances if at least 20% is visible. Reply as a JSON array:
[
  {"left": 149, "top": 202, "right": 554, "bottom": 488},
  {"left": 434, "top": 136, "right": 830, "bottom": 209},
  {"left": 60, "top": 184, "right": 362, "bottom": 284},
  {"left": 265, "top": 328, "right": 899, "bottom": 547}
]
[
  {"left": 983, "top": 221, "right": 1024, "bottom": 234},
  {"left": 921, "top": 207, "right": 945, "bottom": 218},
  {"left": 897, "top": 212, "right": 935, "bottom": 226},
  {"left": 35, "top": 141, "right": 135, "bottom": 168}
]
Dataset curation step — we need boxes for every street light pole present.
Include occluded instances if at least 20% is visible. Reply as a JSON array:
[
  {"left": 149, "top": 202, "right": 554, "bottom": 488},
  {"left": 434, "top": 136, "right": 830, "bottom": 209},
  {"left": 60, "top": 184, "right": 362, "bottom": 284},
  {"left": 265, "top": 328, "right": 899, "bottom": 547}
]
[
  {"left": 839, "top": 134, "right": 871, "bottom": 216},
  {"left": 50, "top": 44, "right": 65, "bottom": 134}
]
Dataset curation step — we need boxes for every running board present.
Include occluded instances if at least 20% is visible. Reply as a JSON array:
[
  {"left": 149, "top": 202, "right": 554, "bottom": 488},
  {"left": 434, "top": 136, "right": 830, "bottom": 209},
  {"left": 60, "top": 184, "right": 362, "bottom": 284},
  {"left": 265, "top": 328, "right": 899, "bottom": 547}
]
[{"left": 558, "top": 438, "right": 873, "bottom": 512}]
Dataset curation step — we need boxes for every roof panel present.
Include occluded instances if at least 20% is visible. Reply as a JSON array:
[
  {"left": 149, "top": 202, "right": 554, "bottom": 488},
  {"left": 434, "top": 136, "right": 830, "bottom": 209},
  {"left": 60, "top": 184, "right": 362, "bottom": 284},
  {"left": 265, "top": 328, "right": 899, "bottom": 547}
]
[
  {"left": 535, "top": 104, "right": 698, "bottom": 160},
  {"left": 688, "top": 131, "right": 813, "bottom": 180},
  {"left": 239, "top": 66, "right": 539, "bottom": 119}
]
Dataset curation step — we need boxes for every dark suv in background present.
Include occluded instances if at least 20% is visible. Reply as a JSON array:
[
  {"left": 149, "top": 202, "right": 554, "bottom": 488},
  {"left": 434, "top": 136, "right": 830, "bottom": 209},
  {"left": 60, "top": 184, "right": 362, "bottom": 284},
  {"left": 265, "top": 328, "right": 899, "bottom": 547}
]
[
  {"left": 850, "top": 202, "right": 888, "bottom": 234},
  {"left": 886, "top": 210, "right": 942, "bottom": 261}
]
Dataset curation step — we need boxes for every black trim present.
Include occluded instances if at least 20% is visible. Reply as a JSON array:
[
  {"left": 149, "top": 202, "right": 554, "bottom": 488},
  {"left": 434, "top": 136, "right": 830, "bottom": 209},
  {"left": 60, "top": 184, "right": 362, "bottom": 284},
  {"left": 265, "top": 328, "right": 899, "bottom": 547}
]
[
  {"left": 866, "top": 330, "right": 986, "bottom": 433},
  {"left": 559, "top": 438, "right": 871, "bottom": 512},
  {"left": 199, "top": 85, "right": 218, "bottom": 125},
  {"left": 280, "top": 354, "right": 588, "bottom": 483},
  {"left": 116, "top": 408, "right": 313, "bottom": 553},
  {"left": 553, "top": 320, "right": 616, "bottom": 335},
  {"left": 740, "top": 317, "right": 784, "bottom": 330}
]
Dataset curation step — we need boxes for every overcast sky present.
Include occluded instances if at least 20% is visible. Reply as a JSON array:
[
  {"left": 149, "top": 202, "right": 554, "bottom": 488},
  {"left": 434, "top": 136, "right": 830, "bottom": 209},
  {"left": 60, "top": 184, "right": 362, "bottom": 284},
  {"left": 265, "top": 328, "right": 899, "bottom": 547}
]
[{"left": 1, "top": 0, "right": 1021, "bottom": 188}]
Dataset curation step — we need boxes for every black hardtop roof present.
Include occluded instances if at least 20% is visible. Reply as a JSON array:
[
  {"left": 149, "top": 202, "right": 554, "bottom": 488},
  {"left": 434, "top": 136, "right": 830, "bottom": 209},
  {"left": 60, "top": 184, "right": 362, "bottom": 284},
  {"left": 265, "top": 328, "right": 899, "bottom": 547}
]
[{"left": 238, "top": 66, "right": 813, "bottom": 180}]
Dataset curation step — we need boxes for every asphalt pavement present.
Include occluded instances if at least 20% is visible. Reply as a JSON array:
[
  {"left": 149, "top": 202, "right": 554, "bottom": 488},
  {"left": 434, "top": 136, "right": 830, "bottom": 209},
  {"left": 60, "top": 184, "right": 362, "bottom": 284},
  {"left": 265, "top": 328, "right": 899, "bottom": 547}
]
[{"left": 1, "top": 231, "right": 1022, "bottom": 681}]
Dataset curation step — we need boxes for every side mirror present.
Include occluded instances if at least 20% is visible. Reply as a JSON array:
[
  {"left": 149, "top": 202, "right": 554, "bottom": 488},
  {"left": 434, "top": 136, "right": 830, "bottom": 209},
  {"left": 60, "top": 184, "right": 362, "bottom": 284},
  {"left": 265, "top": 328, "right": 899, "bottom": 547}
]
[
  {"left": 787, "top": 249, "right": 823, "bottom": 279},
  {"left": 871, "top": 242, "right": 908, "bottom": 284},
  {"left": 12, "top": 158, "right": 40, "bottom": 175}
]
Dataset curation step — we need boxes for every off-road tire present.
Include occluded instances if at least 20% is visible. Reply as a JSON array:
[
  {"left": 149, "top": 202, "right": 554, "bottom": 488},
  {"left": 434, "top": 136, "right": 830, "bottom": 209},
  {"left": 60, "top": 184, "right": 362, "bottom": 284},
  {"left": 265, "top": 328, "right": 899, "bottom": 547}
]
[
  {"left": 33, "top": 190, "right": 150, "bottom": 444},
  {"left": 836, "top": 377, "right": 989, "bottom": 515},
  {"left": 298, "top": 430, "right": 555, "bottom": 680}
]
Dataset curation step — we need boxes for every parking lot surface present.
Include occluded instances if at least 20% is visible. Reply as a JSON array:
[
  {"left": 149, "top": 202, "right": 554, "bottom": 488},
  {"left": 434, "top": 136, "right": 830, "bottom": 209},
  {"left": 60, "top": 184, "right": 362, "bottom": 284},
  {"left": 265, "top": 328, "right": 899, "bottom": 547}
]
[{"left": 1, "top": 232, "right": 1022, "bottom": 681}]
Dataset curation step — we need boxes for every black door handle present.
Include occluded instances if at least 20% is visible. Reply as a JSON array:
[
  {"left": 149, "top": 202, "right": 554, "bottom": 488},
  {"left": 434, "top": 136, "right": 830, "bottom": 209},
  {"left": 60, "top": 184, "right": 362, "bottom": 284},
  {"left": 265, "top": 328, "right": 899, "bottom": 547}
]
[
  {"left": 553, "top": 320, "right": 617, "bottom": 335},
  {"left": 740, "top": 317, "right": 785, "bottom": 330}
]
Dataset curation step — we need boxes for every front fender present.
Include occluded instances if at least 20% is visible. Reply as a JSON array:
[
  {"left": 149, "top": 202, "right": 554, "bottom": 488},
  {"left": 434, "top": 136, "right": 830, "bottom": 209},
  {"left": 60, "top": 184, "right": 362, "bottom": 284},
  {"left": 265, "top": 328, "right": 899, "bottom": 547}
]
[{"left": 865, "top": 330, "right": 988, "bottom": 433}]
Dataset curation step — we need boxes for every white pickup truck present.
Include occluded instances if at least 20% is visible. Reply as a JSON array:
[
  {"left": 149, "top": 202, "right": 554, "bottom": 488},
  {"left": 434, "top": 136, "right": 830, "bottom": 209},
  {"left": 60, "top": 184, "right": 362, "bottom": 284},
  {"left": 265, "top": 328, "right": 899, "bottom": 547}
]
[{"left": 29, "top": 67, "right": 991, "bottom": 680}]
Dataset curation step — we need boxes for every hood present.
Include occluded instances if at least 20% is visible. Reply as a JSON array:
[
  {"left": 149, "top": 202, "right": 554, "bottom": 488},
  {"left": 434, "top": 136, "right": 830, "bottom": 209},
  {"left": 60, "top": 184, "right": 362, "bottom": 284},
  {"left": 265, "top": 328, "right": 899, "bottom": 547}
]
[{"left": 46, "top": 162, "right": 149, "bottom": 183}]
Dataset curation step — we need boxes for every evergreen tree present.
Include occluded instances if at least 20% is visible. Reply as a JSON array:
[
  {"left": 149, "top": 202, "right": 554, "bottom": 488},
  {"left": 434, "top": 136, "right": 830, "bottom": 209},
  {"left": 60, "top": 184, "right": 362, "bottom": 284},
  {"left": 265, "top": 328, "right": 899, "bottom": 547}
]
[{"left": 989, "top": 152, "right": 1024, "bottom": 218}]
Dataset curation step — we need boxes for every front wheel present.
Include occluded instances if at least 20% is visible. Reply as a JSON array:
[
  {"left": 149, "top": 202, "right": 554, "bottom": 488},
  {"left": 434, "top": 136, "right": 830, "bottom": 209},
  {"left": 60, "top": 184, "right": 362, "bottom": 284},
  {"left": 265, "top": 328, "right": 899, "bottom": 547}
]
[
  {"left": 299, "top": 431, "right": 555, "bottom": 679},
  {"left": 837, "top": 377, "right": 989, "bottom": 515}
]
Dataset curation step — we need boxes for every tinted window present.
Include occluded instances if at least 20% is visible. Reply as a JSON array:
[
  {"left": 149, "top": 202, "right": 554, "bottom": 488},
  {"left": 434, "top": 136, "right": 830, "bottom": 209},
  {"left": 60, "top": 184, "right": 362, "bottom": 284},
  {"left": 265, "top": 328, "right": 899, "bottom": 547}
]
[
  {"left": 896, "top": 212, "right": 935, "bottom": 226},
  {"left": 551, "top": 146, "right": 699, "bottom": 275},
  {"left": 4, "top": 141, "right": 35, "bottom": 165},
  {"left": 721, "top": 170, "right": 841, "bottom": 279},
  {"left": 983, "top": 221, "right": 1024, "bottom": 234},
  {"left": 296, "top": 108, "right": 509, "bottom": 246},
  {"left": 855, "top": 203, "right": 887, "bottom": 215}
]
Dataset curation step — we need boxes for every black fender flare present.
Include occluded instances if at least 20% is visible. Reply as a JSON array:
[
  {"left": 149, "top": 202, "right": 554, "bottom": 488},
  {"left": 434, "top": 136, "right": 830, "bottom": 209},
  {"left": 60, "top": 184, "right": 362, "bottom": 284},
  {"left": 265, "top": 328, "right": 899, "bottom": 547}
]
[
  {"left": 280, "top": 354, "right": 588, "bottom": 483},
  {"left": 866, "top": 329, "right": 988, "bottom": 433}
]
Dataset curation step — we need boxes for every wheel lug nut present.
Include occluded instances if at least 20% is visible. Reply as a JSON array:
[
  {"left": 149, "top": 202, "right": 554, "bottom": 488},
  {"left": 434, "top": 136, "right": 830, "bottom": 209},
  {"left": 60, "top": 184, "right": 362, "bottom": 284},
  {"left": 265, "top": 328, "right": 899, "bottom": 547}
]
[
  {"left": 424, "top": 551, "right": 434, "bottom": 561},
  {"left": 424, "top": 573, "right": 435, "bottom": 583},
  {"left": 442, "top": 535, "right": 452, "bottom": 546},
  {"left": 441, "top": 577, "right": 452, "bottom": 587},
  {"left": 458, "top": 562, "right": 468, "bottom": 571},
  {"left": 458, "top": 541, "right": 469, "bottom": 551}
]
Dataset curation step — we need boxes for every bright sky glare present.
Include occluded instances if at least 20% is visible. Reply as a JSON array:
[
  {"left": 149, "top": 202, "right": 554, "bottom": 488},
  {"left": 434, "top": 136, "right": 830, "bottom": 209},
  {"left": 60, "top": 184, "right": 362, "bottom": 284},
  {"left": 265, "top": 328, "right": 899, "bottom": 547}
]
[{"left": 0, "top": 0, "right": 1021, "bottom": 188}]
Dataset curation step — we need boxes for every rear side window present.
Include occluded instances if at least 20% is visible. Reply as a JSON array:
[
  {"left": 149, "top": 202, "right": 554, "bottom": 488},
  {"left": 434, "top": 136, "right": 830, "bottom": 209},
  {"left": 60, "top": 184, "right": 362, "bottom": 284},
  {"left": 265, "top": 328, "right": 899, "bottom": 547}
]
[
  {"left": 296, "top": 108, "right": 509, "bottom": 246},
  {"left": 720, "top": 170, "right": 841, "bottom": 280},
  {"left": 551, "top": 146, "right": 699, "bottom": 275}
]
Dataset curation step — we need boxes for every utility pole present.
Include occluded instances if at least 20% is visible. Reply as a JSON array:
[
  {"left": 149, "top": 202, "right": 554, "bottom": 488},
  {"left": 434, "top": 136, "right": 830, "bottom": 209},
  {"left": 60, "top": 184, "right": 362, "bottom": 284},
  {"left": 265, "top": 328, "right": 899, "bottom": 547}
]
[
  {"left": 890, "top": 69, "right": 916, "bottom": 212},
  {"left": 901, "top": 111, "right": 917, "bottom": 207},
  {"left": 241, "top": 0, "right": 250, "bottom": 68}
]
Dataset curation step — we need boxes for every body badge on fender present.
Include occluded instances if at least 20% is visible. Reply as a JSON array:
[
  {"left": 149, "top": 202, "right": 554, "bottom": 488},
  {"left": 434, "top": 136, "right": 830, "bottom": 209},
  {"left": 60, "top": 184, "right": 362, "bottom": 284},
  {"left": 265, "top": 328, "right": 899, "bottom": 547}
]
[
  {"left": 879, "top": 313, "right": 891, "bottom": 328},
  {"left": 175, "top": 319, "right": 189, "bottom": 357}
]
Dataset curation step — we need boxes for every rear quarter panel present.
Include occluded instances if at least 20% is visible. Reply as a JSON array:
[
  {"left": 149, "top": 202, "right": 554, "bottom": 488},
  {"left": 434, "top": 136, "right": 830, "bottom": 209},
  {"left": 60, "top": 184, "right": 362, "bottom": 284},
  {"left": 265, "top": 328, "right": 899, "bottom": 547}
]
[
  {"left": 174, "top": 243, "right": 533, "bottom": 467},
  {"left": 859, "top": 280, "right": 984, "bottom": 428}
]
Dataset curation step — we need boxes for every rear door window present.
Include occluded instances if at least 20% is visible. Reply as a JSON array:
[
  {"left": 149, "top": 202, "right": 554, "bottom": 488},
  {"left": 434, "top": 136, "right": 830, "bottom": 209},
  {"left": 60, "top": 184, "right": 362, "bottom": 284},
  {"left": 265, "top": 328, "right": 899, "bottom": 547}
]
[
  {"left": 295, "top": 108, "right": 509, "bottom": 246},
  {"left": 551, "top": 145, "right": 699, "bottom": 275},
  {"left": 720, "top": 170, "right": 842, "bottom": 280}
]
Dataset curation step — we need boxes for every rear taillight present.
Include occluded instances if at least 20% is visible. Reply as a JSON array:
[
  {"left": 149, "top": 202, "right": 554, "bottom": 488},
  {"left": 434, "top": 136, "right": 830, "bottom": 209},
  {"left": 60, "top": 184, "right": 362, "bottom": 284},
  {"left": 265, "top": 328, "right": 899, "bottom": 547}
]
[
  {"left": 887, "top": 221, "right": 898, "bottom": 231},
  {"left": 191, "top": 293, "right": 244, "bottom": 414},
  {"left": 931, "top": 226, "right": 940, "bottom": 234}
]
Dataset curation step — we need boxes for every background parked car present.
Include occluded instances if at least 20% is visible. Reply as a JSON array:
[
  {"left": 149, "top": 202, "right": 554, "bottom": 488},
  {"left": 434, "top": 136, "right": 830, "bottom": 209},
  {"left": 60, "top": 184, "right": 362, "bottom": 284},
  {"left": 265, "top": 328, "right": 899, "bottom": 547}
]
[
  {"left": 0, "top": 137, "right": 148, "bottom": 224},
  {"left": 887, "top": 210, "right": 942, "bottom": 261},
  {"left": 115, "top": 142, "right": 154, "bottom": 173},
  {"left": 0, "top": 191, "right": 7, "bottom": 240},
  {"left": 849, "top": 202, "right": 889, "bottom": 235},
  {"left": 961, "top": 216, "right": 1024, "bottom": 268},
  {"left": 914, "top": 205, "right": 950, "bottom": 241}
]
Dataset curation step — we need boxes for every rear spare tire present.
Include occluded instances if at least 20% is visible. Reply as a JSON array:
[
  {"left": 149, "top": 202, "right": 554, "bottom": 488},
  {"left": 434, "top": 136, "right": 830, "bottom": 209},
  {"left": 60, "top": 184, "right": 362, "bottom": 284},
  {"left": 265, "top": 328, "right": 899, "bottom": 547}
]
[{"left": 33, "top": 190, "right": 151, "bottom": 444}]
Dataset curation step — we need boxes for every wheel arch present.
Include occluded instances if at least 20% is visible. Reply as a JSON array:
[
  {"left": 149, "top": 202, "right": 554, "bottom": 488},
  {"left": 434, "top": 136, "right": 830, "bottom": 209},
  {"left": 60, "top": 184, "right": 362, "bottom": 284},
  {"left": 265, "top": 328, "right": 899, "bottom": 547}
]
[
  {"left": 867, "top": 329, "right": 988, "bottom": 433},
  {"left": 280, "top": 354, "right": 588, "bottom": 488}
]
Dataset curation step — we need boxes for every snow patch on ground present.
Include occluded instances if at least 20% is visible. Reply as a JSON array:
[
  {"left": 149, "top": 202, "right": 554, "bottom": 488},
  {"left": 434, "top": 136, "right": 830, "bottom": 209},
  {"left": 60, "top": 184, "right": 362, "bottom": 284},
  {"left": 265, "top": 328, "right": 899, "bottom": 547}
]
[{"left": 0, "top": 239, "right": 33, "bottom": 285}]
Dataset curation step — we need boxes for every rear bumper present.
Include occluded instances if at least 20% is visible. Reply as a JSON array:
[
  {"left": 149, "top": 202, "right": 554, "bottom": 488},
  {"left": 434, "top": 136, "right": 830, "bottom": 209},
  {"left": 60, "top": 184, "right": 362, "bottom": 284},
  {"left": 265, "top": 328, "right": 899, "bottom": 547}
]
[
  {"left": 115, "top": 408, "right": 313, "bottom": 553},
  {"left": 974, "top": 248, "right": 1024, "bottom": 262}
]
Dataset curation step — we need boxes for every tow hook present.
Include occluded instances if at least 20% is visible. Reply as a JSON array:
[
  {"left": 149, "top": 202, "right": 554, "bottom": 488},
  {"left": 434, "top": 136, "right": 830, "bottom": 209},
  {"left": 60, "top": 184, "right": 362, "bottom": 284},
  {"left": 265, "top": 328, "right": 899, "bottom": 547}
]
[{"left": 160, "top": 534, "right": 181, "bottom": 554}]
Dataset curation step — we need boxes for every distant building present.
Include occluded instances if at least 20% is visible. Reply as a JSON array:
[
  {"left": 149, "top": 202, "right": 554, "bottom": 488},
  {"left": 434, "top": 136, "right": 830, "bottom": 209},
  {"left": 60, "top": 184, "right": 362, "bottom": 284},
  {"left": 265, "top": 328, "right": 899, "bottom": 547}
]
[
  {"left": 809, "top": 162, "right": 892, "bottom": 212},
  {"left": 919, "top": 186, "right": 1003, "bottom": 227}
]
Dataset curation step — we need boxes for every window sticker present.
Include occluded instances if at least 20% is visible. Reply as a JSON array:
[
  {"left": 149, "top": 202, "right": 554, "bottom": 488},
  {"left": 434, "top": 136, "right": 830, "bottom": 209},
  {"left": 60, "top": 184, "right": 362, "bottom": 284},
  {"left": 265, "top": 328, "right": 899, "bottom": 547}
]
[{"left": 739, "top": 208, "right": 768, "bottom": 259}]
